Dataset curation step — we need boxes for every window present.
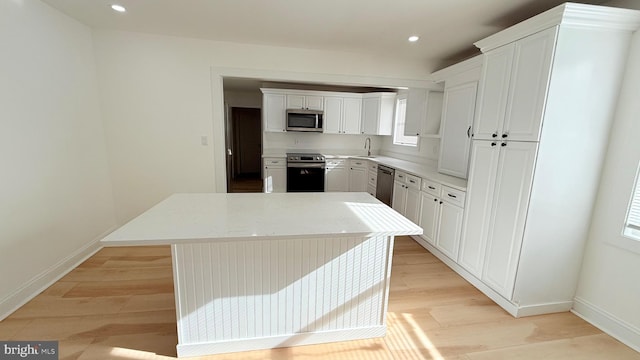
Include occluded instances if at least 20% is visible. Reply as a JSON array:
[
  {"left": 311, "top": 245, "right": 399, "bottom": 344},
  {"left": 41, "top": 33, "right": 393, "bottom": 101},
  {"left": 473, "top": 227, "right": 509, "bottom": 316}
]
[
  {"left": 392, "top": 95, "right": 418, "bottom": 147},
  {"left": 624, "top": 165, "right": 640, "bottom": 240}
]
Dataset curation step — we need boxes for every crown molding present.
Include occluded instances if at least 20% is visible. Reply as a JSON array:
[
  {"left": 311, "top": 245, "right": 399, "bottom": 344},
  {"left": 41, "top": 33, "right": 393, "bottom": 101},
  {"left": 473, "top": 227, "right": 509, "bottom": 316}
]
[
  {"left": 475, "top": 2, "right": 640, "bottom": 53},
  {"left": 430, "top": 55, "right": 483, "bottom": 83}
]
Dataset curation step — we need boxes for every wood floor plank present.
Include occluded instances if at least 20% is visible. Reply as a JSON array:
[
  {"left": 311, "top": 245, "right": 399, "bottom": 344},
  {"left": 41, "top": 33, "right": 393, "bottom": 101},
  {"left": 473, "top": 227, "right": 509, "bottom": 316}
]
[{"left": 0, "top": 236, "right": 637, "bottom": 359}]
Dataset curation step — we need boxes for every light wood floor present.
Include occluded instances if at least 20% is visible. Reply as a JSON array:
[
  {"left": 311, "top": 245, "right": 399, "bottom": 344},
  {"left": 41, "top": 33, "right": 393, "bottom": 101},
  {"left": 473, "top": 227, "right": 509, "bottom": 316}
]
[{"left": 1, "top": 237, "right": 638, "bottom": 360}]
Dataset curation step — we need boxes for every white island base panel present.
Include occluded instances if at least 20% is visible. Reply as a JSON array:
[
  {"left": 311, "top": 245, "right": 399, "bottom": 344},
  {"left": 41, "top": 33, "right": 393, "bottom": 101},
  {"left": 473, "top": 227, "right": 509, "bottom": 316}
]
[{"left": 172, "top": 234, "right": 395, "bottom": 357}]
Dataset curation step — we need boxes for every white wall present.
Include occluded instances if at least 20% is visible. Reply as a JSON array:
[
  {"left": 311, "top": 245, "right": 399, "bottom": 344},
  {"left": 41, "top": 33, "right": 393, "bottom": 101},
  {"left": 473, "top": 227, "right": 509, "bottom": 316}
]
[
  {"left": 0, "top": 0, "right": 116, "bottom": 318},
  {"left": 573, "top": 25, "right": 640, "bottom": 351},
  {"left": 93, "top": 30, "right": 433, "bottom": 223}
]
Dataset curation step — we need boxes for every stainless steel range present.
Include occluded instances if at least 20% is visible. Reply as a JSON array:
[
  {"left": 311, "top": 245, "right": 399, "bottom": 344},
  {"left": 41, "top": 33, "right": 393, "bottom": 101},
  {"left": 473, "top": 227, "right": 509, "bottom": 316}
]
[{"left": 286, "top": 153, "right": 326, "bottom": 192}]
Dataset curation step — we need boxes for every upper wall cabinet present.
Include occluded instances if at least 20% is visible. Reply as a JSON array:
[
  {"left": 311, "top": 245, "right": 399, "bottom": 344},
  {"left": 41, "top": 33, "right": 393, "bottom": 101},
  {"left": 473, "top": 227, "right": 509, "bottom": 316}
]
[
  {"left": 262, "top": 92, "right": 287, "bottom": 132},
  {"left": 403, "top": 88, "right": 444, "bottom": 138},
  {"left": 431, "top": 55, "right": 483, "bottom": 179},
  {"left": 287, "top": 94, "right": 323, "bottom": 110},
  {"left": 323, "top": 96, "right": 362, "bottom": 134},
  {"left": 361, "top": 93, "right": 396, "bottom": 136},
  {"left": 474, "top": 27, "right": 556, "bottom": 142}
]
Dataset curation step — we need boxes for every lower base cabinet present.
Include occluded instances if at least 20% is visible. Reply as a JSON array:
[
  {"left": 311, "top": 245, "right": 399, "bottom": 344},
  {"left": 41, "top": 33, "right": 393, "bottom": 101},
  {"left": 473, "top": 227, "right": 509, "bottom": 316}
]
[
  {"left": 418, "top": 184, "right": 466, "bottom": 261},
  {"left": 263, "top": 158, "right": 286, "bottom": 193}
]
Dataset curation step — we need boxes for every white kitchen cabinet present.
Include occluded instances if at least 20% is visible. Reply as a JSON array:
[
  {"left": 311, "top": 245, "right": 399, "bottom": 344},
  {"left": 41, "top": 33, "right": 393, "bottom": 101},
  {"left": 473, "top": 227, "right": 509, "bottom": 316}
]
[
  {"left": 460, "top": 140, "right": 537, "bottom": 298},
  {"left": 418, "top": 182, "right": 466, "bottom": 260},
  {"left": 262, "top": 93, "right": 287, "bottom": 133},
  {"left": 422, "top": 4, "right": 640, "bottom": 318},
  {"left": 404, "top": 88, "right": 444, "bottom": 137},
  {"left": 474, "top": 27, "right": 556, "bottom": 142},
  {"left": 263, "top": 157, "right": 286, "bottom": 193},
  {"left": 326, "top": 159, "right": 348, "bottom": 192},
  {"left": 481, "top": 141, "right": 538, "bottom": 298},
  {"left": 367, "top": 162, "right": 378, "bottom": 197},
  {"left": 348, "top": 159, "right": 367, "bottom": 192},
  {"left": 361, "top": 93, "right": 396, "bottom": 135},
  {"left": 287, "top": 94, "right": 323, "bottom": 110},
  {"left": 324, "top": 96, "right": 362, "bottom": 134},
  {"left": 438, "top": 82, "right": 478, "bottom": 178},
  {"left": 392, "top": 171, "right": 421, "bottom": 225}
]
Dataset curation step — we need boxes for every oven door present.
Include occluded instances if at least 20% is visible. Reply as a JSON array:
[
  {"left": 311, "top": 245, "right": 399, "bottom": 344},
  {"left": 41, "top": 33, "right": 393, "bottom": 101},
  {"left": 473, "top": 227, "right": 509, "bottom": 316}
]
[{"left": 286, "top": 163, "right": 326, "bottom": 192}]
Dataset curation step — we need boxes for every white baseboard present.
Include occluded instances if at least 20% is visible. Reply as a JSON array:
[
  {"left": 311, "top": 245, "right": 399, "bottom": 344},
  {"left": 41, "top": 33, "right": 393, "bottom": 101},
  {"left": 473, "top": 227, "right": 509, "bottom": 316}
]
[
  {"left": 572, "top": 296, "right": 640, "bottom": 352},
  {"left": 177, "top": 326, "right": 386, "bottom": 357},
  {"left": 0, "top": 226, "right": 115, "bottom": 321},
  {"left": 516, "top": 301, "right": 573, "bottom": 317}
]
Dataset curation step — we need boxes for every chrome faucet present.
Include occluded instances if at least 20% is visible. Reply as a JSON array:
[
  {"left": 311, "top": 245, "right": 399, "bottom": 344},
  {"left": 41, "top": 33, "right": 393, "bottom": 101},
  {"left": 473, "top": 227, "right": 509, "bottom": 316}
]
[{"left": 364, "top": 137, "right": 371, "bottom": 157}]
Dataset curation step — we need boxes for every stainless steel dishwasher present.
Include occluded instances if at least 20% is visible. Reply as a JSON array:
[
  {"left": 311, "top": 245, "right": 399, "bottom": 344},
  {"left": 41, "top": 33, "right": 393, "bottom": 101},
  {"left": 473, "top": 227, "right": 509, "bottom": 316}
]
[{"left": 376, "top": 165, "right": 395, "bottom": 206}]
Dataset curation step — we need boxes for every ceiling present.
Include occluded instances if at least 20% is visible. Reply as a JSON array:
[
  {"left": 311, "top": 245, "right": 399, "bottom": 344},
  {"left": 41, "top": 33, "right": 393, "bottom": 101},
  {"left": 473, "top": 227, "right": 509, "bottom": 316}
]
[{"left": 42, "top": 0, "right": 616, "bottom": 74}]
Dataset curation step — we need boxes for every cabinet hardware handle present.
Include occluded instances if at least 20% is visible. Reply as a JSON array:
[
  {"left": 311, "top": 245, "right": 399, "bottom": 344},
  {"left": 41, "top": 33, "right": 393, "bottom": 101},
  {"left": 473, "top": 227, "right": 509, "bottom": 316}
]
[
  {"left": 491, "top": 142, "right": 497, "bottom": 147},
  {"left": 502, "top": 133, "right": 508, "bottom": 138},
  {"left": 416, "top": 133, "right": 420, "bottom": 136},
  {"left": 428, "top": 185, "right": 436, "bottom": 190},
  {"left": 409, "top": 180, "right": 415, "bottom": 184},
  {"left": 439, "top": 201, "right": 443, "bottom": 204},
  {"left": 447, "top": 194, "right": 457, "bottom": 198},
  {"left": 501, "top": 142, "right": 507, "bottom": 147},
  {"left": 492, "top": 132, "right": 498, "bottom": 138},
  {"left": 433, "top": 198, "right": 438, "bottom": 202},
  {"left": 467, "top": 126, "right": 471, "bottom": 138}
]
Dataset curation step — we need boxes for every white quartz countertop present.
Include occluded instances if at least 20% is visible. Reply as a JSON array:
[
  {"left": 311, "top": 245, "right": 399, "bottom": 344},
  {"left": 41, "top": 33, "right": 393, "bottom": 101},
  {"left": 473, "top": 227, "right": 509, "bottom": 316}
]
[{"left": 101, "top": 192, "right": 423, "bottom": 246}]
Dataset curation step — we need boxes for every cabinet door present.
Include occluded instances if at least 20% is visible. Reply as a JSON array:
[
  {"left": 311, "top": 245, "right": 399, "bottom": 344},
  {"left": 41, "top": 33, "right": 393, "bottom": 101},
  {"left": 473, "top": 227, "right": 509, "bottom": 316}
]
[
  {"left": 286, "top": 95, "right": 305, "bottom": 109},
  {"left": 404, "top": 88, "right": 427, "bottom": 136},
  {"left": 438, "top": 82, "right": 478, "bottom": 178},
  {"left": 264, "top": 166, "right": 286, "bottom": 193},
  {"left": 323, "top": 97, "right": 343, "bottom": 134},
  {"left": 305, "top": 96, "right": 324, "bottom": 110},
  {"left": 392, "top": 181, "right": 407, "bottom": 214},
  {"left": 436, "top": 202, "right": 464, "bottom": 261},
  {"left": 263, "top": 94, "right": 287, "bottom": 132},
  {"left": 361, "top": 97, "right": 380, "bottom": 135},
  {"left": 458, "top": 140, "right": 500, "bottom": 277},
  {"left": 349, "top": 166, "right": 367, "bottom": 192},
  {"left": 326, "top": 166, "right": 348, "bottom": 192},
  {"left": 503, "top": 27, "right": 557, "bottom": 142},
  {"left": 405, "top": 186, "right": 421, "bottom": 225},
  {"left": 342, "top": 97, "right": 362, "bottom": 134},
  {"left": 482, "top": 141, "right": 538, "bottom": 299},
  {"left": 419, "top": 192, "right": 439, "bottom": 245},
  {"left": 422, "top": 91, "right": 444, "bottom": 137},
  {"left": 474, "top": 44, "right": 515, "bottom": 140}
]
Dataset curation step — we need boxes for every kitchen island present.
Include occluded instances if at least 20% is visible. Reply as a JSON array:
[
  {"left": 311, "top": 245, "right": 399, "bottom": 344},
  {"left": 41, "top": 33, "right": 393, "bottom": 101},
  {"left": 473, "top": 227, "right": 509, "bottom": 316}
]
[{"left": 101, "top": 192, "right": 422, "bottom": 357}]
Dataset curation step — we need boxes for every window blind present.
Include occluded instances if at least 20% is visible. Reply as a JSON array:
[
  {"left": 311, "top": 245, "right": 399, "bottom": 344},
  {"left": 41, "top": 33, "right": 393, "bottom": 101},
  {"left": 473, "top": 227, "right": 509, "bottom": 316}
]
[{"left": 627, "top": 174, "right": 640, "bottom": 231}]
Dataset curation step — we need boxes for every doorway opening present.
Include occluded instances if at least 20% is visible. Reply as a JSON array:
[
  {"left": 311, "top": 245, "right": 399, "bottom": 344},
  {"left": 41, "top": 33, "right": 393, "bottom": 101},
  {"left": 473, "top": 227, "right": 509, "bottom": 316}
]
[{"left": 227, "top": 107, "right": 263, "bottom": 193}]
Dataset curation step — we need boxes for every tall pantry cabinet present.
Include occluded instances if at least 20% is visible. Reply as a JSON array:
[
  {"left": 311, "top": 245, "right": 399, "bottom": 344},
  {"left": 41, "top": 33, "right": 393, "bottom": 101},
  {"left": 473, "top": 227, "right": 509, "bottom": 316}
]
[{"left": 458, "top": 3, "right": 640, "bottom": 316}]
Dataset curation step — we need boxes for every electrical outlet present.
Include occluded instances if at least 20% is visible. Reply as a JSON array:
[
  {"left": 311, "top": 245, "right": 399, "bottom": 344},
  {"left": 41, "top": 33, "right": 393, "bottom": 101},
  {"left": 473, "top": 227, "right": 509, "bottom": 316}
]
[{"left": 201, "top": 136, "right": 208, "bottom": 146}]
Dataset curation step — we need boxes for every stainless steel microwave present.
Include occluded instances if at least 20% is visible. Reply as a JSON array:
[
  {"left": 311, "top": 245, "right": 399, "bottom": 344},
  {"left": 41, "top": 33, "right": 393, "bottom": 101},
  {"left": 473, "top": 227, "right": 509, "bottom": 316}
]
[{"left": 286, "top": 109, "right": 323, "bottom": 132}]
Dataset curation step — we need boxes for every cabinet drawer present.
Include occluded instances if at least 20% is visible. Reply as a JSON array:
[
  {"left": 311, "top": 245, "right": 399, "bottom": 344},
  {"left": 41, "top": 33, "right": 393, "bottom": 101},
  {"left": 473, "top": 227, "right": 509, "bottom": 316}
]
[
  {"left": 421, "top": 179, "right": 442, "bottom": 196},
  {"left": 395, "top": 171, "right": 407, "bottom": 182},
  {"left": 264, "top": 158, "right": 285, "bottom": 167},
  {"left": 350, "top": 159, "right": 367, "bottom": 168},
  {"left": 369, "top": 162, "right": 378, "bottom": 172},
  {"left": 326, "top": 159, "right": 346, "bottom": 167},
  {"left": 368, "top": 174, "right": 377, "bottom": 187},
  {"left": 367, "top": 184, "right": 376, "bottom": 197},
  {"left": 441, "top": 185, "right": 466, "bottom": 207},
  {"left": 405, "top": 174, "right": 422, "bottom": 189}
]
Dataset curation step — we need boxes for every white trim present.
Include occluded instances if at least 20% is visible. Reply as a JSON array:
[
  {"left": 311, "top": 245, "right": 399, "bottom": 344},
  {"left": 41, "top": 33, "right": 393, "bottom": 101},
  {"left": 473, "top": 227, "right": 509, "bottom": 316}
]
[
  {"left": 411, "top": 236, "right": 575, "bottom": 318},
  {"left": 0, "top": 226, "right": 116, "bottom": 321},
  {"left": 516, "top": 301, "right": 574, "bottom": 317},
  {"left": 177, "top": 326, "right": 386, "bottom": 357},
  {"left": 572, "top": 296, "right": 640, "bottom": 352},
  {"left": 430, "top": 55, "right": 483, "bottom": 83},
  {"left": 475, "top": 3, "right": 640, "bottom": 52}
]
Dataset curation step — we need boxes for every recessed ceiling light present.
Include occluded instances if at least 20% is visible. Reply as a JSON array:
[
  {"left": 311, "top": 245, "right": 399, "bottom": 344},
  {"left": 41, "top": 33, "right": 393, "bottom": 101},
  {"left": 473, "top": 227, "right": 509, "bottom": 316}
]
[
  {"left": 111, "top": 4, "right": 126, "bottom": 12},
  {"left": 408, "top": 35, "right": 420, "bottom": 42}
]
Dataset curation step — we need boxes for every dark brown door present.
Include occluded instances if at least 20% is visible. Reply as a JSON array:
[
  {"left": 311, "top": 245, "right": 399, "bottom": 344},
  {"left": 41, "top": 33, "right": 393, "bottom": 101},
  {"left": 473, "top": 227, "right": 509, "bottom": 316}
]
[{"left": 232, "top": 107, "right": 261, "bottom": 178}]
